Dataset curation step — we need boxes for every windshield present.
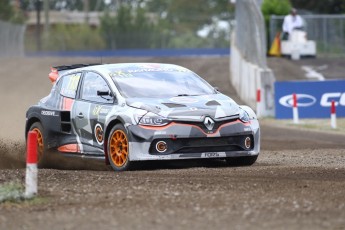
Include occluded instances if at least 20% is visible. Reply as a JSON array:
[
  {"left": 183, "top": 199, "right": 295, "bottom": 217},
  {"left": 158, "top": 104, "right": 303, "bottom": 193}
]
[{"left": 111, "top": 71, "right": 215, "bottom": 98}]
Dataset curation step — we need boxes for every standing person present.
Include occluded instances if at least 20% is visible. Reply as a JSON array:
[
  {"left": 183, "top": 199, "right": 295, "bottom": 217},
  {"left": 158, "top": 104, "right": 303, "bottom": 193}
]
[{"left": 282, "top": 8, "right": 303, "bottom": 40}]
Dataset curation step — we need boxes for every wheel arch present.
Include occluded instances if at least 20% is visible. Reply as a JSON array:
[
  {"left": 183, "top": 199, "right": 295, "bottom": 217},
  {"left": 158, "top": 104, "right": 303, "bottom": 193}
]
[
  {"left": 104, "top": 118, "right": 124, "bottom": 165},
  {"left": 25, "top": 117, "right": 42, "bottom": 139}
]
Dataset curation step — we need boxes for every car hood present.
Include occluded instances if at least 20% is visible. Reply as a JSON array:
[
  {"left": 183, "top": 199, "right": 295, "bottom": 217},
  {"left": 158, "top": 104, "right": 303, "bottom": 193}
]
[{"left": 126, "top": 94, "right": 240, "bottom": 121}]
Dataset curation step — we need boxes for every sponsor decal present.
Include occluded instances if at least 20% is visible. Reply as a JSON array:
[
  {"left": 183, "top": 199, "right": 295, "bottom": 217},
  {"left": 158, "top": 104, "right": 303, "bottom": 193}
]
[
  {"left": 279, "top": 94, "right": 316, "bottom": 108},
  {"left": 155, "top": 131, "right": 167, "bottom": 135},
  {"left": 202, "top": 152, "right": 224, "bottom": 158},
  {"left": 94, "top": 123, "right": 104, "bottom": 145},
  {"left": 41, "top": 110, "right": 58, "bottom": 116},
  {"left": 204, "top": 117, "right": 215, "bottom": 131},
  {"left": 127, "top": 68, "right": 188, "bottom": 73},
  {"left": 92, "top": 105, "right": 110, "bottom": 116},
  {"left": 170, "top": 97, "right": 198, "bottom": 104},
  {"left": 111, "top": 71, "right": 134, "bottom": 78}
]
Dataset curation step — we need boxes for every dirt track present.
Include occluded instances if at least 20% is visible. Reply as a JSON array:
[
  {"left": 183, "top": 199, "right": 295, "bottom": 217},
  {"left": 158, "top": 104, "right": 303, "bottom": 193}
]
[{"left": 0, "top": 56, "right": 345, "bottom": 229}]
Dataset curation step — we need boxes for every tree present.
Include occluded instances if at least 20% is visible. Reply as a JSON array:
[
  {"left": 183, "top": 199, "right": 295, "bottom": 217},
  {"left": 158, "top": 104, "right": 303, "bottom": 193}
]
[
  {"left": 146, "top": 0, "right": 233, "bottom": 33},
  {"left": 290, "top": 0, "right": 345, "bottom": 14},
  {"left": 261, "top": 0, "right": 291, "bottom": 50},
  {"left": 0, "top": 0, "right": 25, "bottom": 23},
  {"left": 0, "top": 0, "right": 13, "bottom": 21},
  {"left": 100, "top": 5, "right": 158, "bottom": 49},
  {"left": 261, "top": 0, "right": 291, "bottom": 26},
  {"left": 146, "top": 0, "right": 234, "bottom": 48}
]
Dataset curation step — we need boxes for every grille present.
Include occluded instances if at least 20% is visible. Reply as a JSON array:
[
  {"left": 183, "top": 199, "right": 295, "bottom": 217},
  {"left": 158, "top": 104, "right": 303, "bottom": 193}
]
[{"left": 149, "top": 135, "right": 253, "bottom": 155}]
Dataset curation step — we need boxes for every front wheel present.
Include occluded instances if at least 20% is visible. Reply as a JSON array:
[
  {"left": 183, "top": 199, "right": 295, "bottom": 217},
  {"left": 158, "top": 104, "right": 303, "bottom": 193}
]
[
  {"left": 107, "top": 124, "right": 131, "bottom": 171},
  {"left": 225, "top": 155, "right": 258, "bottom": 167}
]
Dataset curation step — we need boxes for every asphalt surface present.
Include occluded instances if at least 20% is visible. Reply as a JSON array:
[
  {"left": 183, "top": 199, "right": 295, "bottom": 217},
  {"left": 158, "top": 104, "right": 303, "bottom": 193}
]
[{"left": 0, "top": 56, "right": 344, "bottom": 230}]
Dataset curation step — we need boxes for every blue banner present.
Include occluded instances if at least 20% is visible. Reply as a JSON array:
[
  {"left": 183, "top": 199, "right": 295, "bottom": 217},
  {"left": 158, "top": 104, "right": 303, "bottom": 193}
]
[{"left": 275, "top": 80, "right": 345, "bottom": 119}]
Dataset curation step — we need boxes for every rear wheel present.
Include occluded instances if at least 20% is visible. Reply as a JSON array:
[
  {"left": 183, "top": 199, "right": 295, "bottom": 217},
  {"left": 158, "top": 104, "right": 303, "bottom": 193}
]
[
  {"left": 225, "top": 155, "right": 258, "bottom": 167},
  {"left": 107, "top": 124, "right": 131, "bottom": 171},
  {"left": 29, "top": 122, "right": 47, "bottom": 167}
]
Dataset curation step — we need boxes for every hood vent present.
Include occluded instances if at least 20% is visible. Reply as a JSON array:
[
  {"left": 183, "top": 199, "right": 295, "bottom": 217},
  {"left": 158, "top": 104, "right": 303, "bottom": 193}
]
[
  {"left": 162, "top": 103, "right": 187, "bottom": 108},
  {"left": 205, "top": 100, "right": 221, "bottom": 106}
]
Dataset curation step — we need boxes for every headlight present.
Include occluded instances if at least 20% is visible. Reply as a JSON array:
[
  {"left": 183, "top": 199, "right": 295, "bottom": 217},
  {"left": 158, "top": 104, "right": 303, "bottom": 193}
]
[
  {"left": 239, "top": 108, "right": 250, "bottom": 123},
  {"left": 136, "top": 113, "right": 170, "bottom": 126}
]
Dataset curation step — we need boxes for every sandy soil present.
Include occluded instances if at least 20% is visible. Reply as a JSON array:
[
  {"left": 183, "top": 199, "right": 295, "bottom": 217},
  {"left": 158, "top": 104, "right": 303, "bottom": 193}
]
[{"left": 0, "top": 56, "right": 344, "bottom": 229}]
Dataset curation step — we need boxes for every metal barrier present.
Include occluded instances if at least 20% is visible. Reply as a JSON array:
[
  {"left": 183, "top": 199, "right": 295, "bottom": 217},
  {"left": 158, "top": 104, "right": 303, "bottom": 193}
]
[
  {"left": 270, "top": 14, "right": 345, "bottom": 56},
  {"left": 230, "top": 0, "right": 275, "bottom": 117},
  {"left": 0, "top": 20, "right": 26, "bottom": 57},
  {"left": 234, "top": 0, "right": 267, "bottom": 68}
]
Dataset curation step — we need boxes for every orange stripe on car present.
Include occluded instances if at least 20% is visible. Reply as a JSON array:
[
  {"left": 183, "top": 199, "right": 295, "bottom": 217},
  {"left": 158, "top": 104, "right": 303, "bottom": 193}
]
[
  {"left": 139, "top": 119, "right": 250, "bottom": 137},
  {"left": 63, "top": 97, "right": 74, "bottom": 111},
  {"left": 58, "top": 144, "right": 80, "bottom": 153}
]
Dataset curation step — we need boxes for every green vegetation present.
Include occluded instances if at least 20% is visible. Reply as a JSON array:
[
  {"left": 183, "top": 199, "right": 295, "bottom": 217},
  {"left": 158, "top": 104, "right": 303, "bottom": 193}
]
[
  {"left": 290, "top": 0, "right": 345, "bottom": 14},
  {"left": 45, "top": 24, "right": 105, "bottom": 51},
  {"left": 100, "top": 6, "right": 159, "bottom": 49},
  {"left": 261, "top": 0, "right": 291, "bottom": 27},
  {"left": 0, "top": 0, "right": 25, "bottom": 23},
  {"left": 261, "top": 0, "right": 291, "bottom": 50},
  {"left": 147, "top": 0, "right": 233, "bottom": 49},
  {"left": 0, "top": 181, "right": 48, "bottom": 205},
  {"left": 22, "top": 0, "right": 234, "bottom": 51},
  {"left": 0, "top": 181, "right": 24, "bottom": 203},
  {"left": 25, "top": 24, "right": 105, "bottom": 52}
]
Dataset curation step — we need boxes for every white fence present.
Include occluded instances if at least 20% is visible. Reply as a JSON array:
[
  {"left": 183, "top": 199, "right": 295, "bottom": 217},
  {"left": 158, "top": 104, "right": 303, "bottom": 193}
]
[
  {"left": 230, "top": 0, "right": 275, "bottom": 117},
  {"left": 0, "top": 20, "right": 26, "bottom": 57}
]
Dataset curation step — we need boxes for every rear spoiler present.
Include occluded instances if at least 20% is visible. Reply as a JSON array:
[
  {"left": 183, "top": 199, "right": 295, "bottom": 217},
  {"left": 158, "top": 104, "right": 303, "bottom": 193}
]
[{"left": 48, "top": 63, "right": 101, "bottom": 83}]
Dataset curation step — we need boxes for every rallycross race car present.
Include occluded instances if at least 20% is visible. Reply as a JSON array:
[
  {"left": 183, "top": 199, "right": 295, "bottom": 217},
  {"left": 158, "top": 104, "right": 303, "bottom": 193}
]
[{"left": 25, "top": 63, "right": 260, "bottom": 171}]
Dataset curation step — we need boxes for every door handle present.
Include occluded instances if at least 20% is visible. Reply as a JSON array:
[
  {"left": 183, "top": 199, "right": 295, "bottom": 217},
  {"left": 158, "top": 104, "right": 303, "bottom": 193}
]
[{"left": 77, "top": 113, "right": 84, "bottom": 118}]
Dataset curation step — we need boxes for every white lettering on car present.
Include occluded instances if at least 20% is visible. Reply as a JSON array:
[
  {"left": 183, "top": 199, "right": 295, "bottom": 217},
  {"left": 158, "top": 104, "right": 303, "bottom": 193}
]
[{"left": 41, "top": 111, "right": 58, "bottom": 116}]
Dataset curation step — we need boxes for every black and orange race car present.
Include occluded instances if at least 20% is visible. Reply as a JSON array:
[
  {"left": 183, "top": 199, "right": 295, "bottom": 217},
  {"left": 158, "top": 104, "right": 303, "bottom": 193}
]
[{"left": 26, "top": 63, "right": 260, "bottom": 171}]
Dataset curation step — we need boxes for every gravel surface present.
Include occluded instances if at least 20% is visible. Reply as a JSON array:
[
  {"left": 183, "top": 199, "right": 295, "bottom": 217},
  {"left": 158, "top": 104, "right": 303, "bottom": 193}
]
[
  {"left": 0, "top": 149, "right": 344, "bottom": 230},
  {"left": 268, "top": 57, "right": 345, "bottom": 81},
  {"left": 0, "top": 56, "right": 344, "bottom": 229}
]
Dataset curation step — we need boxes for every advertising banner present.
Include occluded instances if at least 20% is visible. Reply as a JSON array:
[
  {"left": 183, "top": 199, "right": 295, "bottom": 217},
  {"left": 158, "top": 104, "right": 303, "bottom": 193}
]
[{"left": 275, "top": 80, "right": 345, "bottom": 119}]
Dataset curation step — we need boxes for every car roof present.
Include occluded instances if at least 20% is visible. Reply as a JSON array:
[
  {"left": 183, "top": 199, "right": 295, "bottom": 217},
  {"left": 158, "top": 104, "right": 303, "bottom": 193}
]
[
  {"left": 54, "top": 63, "right": 192, "bottom": 82},
  {"left": 95, "top": 63, "right": 191, "bottom": 73}
]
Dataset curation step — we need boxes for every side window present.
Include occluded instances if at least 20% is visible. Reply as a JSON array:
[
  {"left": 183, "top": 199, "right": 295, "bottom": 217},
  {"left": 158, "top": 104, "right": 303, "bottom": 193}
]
[
  {"left": 81, "top": 72, "right": 113, "bottom": 104},
  {"left": 60, "top": 73, "right": 81, "bottom": 99}
]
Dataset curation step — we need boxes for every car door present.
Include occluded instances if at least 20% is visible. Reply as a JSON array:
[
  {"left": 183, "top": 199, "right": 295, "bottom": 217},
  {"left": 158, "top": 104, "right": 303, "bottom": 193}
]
[{"left": 72, "top": 71, "right": 114, "bottom": 154}]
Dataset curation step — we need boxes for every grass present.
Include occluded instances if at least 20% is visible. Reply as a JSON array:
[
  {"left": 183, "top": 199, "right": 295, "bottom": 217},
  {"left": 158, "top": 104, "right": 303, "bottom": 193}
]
[
  {"left": 0, "top": 181, "right": 47, "bottom": 205},
  {"left": 261, "top": 117, "right": 345, "bottom": 134},
  {"left": 0, "top": 181, "right": 25, "bottom": 203}
]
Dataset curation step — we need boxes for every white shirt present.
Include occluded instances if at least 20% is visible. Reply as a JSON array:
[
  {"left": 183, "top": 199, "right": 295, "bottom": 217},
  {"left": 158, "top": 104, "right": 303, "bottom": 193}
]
[{"left": 282, "top": 14, "right": 304, "bottom": 34}]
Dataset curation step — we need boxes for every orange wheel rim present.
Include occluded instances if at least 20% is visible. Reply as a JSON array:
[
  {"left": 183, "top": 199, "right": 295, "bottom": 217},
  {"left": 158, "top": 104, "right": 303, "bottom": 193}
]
[
  {"left": 32, "top": 128, "right": 44, "bottom": 161},
  {"left": 109, "top": 130, "right": 128, "bottom": 167}
]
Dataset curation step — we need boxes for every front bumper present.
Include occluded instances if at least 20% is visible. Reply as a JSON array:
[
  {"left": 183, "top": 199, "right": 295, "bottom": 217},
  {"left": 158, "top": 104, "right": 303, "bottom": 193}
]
[{"left": 127, "top": 119, "right": 260, "bottom": 161}]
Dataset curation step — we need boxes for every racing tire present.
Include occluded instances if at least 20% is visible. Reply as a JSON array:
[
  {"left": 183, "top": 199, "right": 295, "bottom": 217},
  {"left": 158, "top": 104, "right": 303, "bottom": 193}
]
[
  {"left": 28, "top": 122, "right": 48, "bottom": 168},
  {"left": 225, "top": 155, "right": 258, "bottom": 167},
  {"left": 107, "top": 124, "right": 131, "bottom": 171}
]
